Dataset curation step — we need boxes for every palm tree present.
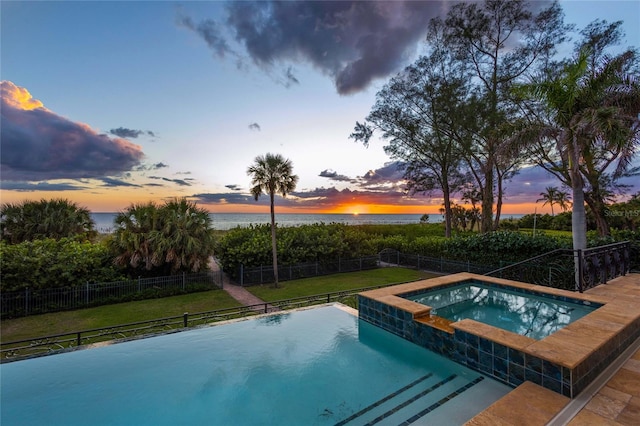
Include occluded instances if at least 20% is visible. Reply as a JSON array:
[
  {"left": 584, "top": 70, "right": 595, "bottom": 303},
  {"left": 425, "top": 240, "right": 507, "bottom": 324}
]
[
  {"left": 247, "top": 153, "right": 298, "bottom": 287},
  {"left": 555, "top": 190, "right": 572, "bottom": 213},
  {"left": 518, "top": 46, "right": 639, "bottom": 288},
  {"left": 154, "top": 198, "right": 215, "bottom": 274},
  {"left": 537, "top": 187, "right": 559, "bottom": 216},
  {"left": 0, "top": 198, "right": 95, "bottom": 243},
  {"left": 111, "top": 202, "right": 159, "bottom": 272},
  {"left": 111, "top": 199, "right": 214, "bottom": 276}
]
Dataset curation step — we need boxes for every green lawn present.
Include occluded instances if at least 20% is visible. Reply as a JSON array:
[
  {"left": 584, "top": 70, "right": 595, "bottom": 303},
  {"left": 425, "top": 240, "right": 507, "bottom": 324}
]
[
  {"left": 1, "top": 267, "right": 438, "bottom": 344},
  {"left": 247, "top": 267, "right": 438, "bottom": 301},
  {"left": 1, "top": 289, "right": 241, "bottom": 343}
]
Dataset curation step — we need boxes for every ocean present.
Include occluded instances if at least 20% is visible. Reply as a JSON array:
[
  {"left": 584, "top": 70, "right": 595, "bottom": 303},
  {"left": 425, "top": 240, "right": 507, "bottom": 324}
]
[{"left": 91, "top": 212, "right": 527, "bottom": 233}]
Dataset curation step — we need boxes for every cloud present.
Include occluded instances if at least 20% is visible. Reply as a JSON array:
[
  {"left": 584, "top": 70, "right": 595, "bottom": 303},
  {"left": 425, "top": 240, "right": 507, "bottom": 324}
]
[
  {"left": 223, "top": 1, "right": 448, "bottom": 94},
  {"left": 319, "top": 169, "right": 353, "bottom": 182},
  {"left": 135, "top": 162, "right": 169, "bottom": 171},
  {"left": 502, "top": 167, "right": 570, "bottom": 204},
  {"left": 248, "top": 122, "right": 261, "bottom": 131},
  {"left": 358, "top": 162, "right": 405, "bottom": 187},
  {"left": 281, "top": 66, "right": 300, "bottom": 88},
  {"left": 193, "top": 192, "right": 255, "bottom": 205},
  {"left": 0, "top": 81, "right": 145, "bottom": 181},
  {"left": 225, "top": 184, "right": 243, "bottom": 191},
  {"left": 177, "top": 13, "right": 237, "bottom": 60},
  {"left": 108, "top": 127, "right": 156, "bottom": 139},
  {"left": 98, "top": 177, "right": 142, "bottom": 188},
  {"left": 0, "top": 181, "right": 87, "bottom": 192},
  {"left": 148, "top": 176, "right": 192, "bottom": 186}
]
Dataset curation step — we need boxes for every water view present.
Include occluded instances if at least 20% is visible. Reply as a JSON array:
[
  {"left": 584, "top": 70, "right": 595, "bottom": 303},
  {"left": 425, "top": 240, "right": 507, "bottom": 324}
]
[{"left": 92, "top": 212, "right": 528, "bottom": 233}]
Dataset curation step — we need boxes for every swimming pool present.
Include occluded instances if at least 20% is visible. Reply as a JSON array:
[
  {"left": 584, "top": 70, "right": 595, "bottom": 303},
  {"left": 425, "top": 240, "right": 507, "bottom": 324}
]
[
  {"left": 0, "top": 305, "right": 510, "bottom": 426},
  {"left": 405, "top": 281, "right": 598, "bottom": 339}
]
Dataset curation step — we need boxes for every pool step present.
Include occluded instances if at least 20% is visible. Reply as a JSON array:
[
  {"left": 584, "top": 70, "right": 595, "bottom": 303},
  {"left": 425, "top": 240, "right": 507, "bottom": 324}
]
[{"left": 334, "top": 373, "right": 484, "bottom": 426}]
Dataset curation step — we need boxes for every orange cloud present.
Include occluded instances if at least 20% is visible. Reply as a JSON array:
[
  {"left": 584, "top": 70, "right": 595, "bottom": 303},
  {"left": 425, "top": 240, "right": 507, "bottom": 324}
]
[
  {"left": 1, "top": 80, "right": 145, "bottom": 181},
  {"left": 0, "top": 81, "right": 44, "bottom": 110}
]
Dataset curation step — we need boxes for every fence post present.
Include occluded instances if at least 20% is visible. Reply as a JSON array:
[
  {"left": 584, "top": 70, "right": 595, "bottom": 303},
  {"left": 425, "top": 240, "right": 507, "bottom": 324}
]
[
  {"left": 86, "top": 282, "right": 89, "bottom": 305},
  {"left": 183, "top": 313, "right": 188, "bottom": 328},
  {"left": 576, "top": 249, "right": 584, "bottom": 293},
  {"left": 77, "top": 332, "right": 82, "bottom": 347},
  {"left": 182, "top": 272, "right": 186, "bottom": 290},
  {"left": 138, "top": 276, "right": 141, "bottom": 293}
]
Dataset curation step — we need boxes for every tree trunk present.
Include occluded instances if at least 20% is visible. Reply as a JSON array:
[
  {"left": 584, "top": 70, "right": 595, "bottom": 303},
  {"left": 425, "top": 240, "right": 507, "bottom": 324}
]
[
  {"left": 269, "top": 192, "right": 279, "bottom": 288},
  {"left": 442, "top": 185, "right": 453, "bottom": 238},
  {"left": 570, "top": 136, "right": 587, "bottom": 291},
  {"left": 481, "top": 165, "right": 494, "bottom": 233},
  {"left": 584, "top": 195, "right": 611, "bottom": 237},
  {"left": 493, "top": 169, "right": 503, "bottom": 230}
]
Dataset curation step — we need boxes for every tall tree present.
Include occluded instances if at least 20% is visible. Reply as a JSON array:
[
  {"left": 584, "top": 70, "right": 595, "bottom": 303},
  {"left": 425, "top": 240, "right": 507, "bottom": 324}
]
[
  {"left": 537, "top": 187, "right": 560, "bottom": 215},
  {"left": 247, "top": 153, "right": 298, "bottom": 287},
  {"left": 441, "top": 0, "right": 568, "bottom": 232},
  {"left": 519, "top": 21, "right": 640, "bottom": 239},
  {"left": 351, "top": 19, "right": 469, "bottom": 238},
  {"left": 0, "top": 198, "right": 95, "bottom": 243},
  {"left": 555, "top": 190, "right": 572, "bottom": 213}
]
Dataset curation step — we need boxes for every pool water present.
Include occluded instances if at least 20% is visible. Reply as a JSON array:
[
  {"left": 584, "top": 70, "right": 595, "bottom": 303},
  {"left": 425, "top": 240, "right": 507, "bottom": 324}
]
[
  {"left": 407, "top": 282, "right": 598, "bottom": 339},
  {"left": 1, "top": 305, "right": 510, "bottom": 426}
]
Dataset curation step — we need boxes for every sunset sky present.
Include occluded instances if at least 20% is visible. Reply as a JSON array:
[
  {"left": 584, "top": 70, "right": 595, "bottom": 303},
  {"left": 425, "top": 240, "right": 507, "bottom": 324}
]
[{"left": 1, "top": 1, "right": 639, "bottom": 215}]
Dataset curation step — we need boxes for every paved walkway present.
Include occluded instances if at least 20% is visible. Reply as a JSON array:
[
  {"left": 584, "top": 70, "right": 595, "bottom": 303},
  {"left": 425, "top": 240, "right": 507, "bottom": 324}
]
[{"left": 210, "top": 257, "right": 279, "bottom": 311}]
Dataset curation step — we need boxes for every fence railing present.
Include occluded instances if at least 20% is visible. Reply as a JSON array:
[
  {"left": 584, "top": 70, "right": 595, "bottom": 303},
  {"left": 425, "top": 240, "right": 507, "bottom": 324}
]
[
  {"left": 379, "top": 251, "right": 497, "bottom": 275},
  {"left": 377, "top": 243, "right": 631, "bottom": 292},
  {"left": 0, "top": 283, "right": 392, "bottom": 362},
  {"left": 485, "top": 241, "right": 631, "bottom": 292},
  {"left": 1, "top": 271, "right": 223, "bottom": 318},
  {"left": 238, "top": 256, "right": 379, "bottom": 286}
]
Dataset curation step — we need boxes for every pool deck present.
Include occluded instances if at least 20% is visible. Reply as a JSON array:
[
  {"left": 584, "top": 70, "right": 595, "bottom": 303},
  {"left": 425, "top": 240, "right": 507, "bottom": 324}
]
[{"left": 466, "top": 273, "right": 640, "bottom": 425}]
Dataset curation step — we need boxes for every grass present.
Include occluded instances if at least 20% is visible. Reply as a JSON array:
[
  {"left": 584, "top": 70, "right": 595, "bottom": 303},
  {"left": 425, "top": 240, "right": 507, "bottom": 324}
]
[
  {"left": 1, "top": 267, "right": 436, "bottom": 344},
  {"left": 1, "top": 289, "right": 241, "bottom": 343},
  {"left": 247, "top": 267, "right": 438, "bottom": 301}
]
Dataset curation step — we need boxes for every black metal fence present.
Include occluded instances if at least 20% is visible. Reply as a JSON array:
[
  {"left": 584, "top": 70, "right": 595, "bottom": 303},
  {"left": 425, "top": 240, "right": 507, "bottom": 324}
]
[
  {"left": 485, "top": 241, "right": 631, "bottom": 292},
  {"left": 377, "top": 242, "right": 631, "bottom": 292},
  {"left": 1, "top": 271, "right": 223, "bottom": 318},
  {"left": 378, "top": 250, "right": 497, "bottom": 275},
  {"left": 238, "top": 256, "right": 379, "bottom": 286}
]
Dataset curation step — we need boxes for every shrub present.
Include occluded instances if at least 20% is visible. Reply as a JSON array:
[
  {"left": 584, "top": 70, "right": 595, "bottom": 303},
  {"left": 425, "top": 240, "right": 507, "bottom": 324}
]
[
  {"left": 0, "top": 238, "right": 124, "bottom": 292},
  {"left": 442, "top": 231, "right": 569, "bottom": 266}
]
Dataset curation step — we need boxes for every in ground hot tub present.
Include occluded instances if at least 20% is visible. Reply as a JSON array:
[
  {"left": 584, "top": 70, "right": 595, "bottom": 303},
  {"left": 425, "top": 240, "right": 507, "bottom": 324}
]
[
  {"left": 404, "top": 281, "right": 598, "bottom": 340},
  {"left": 358, "top": 272, "right": 638, "bottom": 398}
]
